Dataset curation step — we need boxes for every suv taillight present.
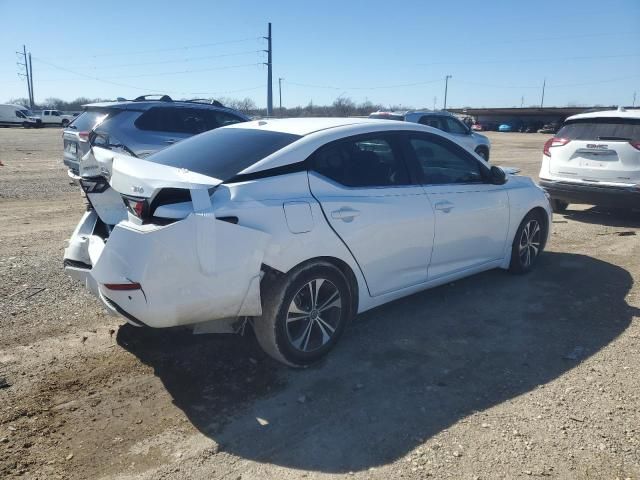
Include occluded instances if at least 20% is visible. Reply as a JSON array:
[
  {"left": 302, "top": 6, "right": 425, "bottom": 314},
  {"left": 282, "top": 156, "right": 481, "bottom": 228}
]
[
  {"left": 543, "top": 137, "right": 571, "bottom": 157},
  {"left": 122, "top": 195, "right": 149, "bottom": 220},
  {"left": 78, "top": 131, "right": 90, "bottom": 142},
  {"left": 630, "top": 141, "right": 640, "bottom": 151}
]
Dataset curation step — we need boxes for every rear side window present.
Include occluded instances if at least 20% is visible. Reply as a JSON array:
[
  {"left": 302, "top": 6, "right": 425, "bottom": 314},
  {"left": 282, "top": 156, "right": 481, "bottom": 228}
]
[
  {"left": 313, "top": 134, "right": 410, "bottom": 187},
  {"left": 369, "top": 113, "right": 405, "bottom": 121},
  {"left": 135, "top": 107, "right": 245, "bottom": 134},
  {"left": 148, "top": 128, "right": 301, "bottom": 180},
  {"left": 69, "top": 111, "right": 109, "bottom": 131},
  {"left": 558, "top": 118, "right": 640, "bottom": 141}
]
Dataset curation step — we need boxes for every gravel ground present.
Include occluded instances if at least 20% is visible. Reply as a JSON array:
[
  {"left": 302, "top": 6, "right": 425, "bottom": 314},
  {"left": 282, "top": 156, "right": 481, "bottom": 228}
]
[{"left": 0, "top": 128, "right": 638, "bottom": 479}]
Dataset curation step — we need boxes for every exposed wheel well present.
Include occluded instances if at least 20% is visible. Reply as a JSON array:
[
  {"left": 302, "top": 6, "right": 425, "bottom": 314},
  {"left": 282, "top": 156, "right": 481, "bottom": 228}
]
[
  {"left": 261, "top": 257, "right": 360, "bottom": 316},
  {"left": 527, "top": 206, "right": 550, "bottom": 250}
]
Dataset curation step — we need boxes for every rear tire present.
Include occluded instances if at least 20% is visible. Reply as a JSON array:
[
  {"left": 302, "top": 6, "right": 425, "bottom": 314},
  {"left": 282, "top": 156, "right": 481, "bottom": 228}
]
[
  {"left": 254, "top": 261, "right": 354, "bottom": 367},
  {"left": 61, "top": 119, "right": 69, "bottom": 128},
  {"left": 22, "top": 122, "right": 31, "bottom": 129},
  {"left": 509, "top": 211, "right": 546, "bottom": 274},
  {"left": 550, "top": 199, "right": 569, "bottom": 213}
]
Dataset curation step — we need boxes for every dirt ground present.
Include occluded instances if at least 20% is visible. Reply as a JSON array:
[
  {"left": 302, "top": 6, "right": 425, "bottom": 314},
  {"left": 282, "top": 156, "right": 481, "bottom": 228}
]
[{"left": 0, "top": 128, "right": 638, "bottom": 480}]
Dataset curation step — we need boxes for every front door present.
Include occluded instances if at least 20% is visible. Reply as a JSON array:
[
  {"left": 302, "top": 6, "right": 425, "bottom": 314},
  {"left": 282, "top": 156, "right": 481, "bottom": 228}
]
[
  {"left": 406, "top": 132, "right": 509, "bottom": 279},
  {"left": 308, "top": 133, "right": 435, "bottom": 296}
]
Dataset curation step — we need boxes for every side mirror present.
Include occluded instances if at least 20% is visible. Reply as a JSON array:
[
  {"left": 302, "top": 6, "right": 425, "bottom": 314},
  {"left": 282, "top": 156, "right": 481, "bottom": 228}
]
[{"left": 490, "top": 165, "right": 507, "bottom": 185}]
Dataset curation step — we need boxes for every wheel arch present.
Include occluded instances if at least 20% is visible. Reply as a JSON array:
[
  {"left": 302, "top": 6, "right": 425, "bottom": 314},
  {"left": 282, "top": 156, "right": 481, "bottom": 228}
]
[
  {"left": 475, "top": 144, "right": 489, "bottom": 160},
  {"left": 261, "top": 256, "right": 360, "bottom": 316}
]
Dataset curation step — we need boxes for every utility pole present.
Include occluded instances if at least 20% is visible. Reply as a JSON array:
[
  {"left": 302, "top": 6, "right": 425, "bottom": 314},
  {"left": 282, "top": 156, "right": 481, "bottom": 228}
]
[
  {"left": 433, "top": 97, "right": 437, "bottom": 111},
  {"left": 263, "top": 22, "right": 273, "bottom": 117},
  {"left": 540, "top": 78, "right": 546, "bottom": 108},
  {"left": 16, "top": 45, "right": 33, "bottom": 108},
  {"left": 633, "top": 91, "right": 637, "bottom": 108},
  {"left": 521, "top": 96, "right": 524, "bottom": 108},
  {"left": 443, "top": 75, "right": 452, "bottom": 110},
  {"left": 278, "top": 77, "right": 283, "bottom": 115},
  {"left": 28, "top": 53, "right": 34, "bottom": 106}
]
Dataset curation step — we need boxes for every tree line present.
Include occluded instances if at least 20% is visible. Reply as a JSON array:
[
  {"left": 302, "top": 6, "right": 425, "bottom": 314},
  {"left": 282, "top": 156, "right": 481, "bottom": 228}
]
[{"left": 4, "top": 95, "right": 412, "bottom": 117}]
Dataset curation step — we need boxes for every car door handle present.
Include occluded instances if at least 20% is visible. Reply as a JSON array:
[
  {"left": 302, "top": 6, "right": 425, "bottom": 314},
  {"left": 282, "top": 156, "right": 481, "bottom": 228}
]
[
  {"left": 434, "top": 201, "right": 454, "bottom": 213},
  {"left": 164, "top": 139, "right": 176, "bottom": 144},
  {"left": 331, "top": 207, "right": 361, "bottom": 222}
]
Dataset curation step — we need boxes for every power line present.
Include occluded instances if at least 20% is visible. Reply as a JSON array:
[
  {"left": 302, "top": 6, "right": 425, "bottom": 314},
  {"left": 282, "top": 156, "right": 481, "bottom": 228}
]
[
  {"left": 418, "top": 53, "right": 640, "bottom": 67},
  {"left": 33, "top": 56, "right": 261, "bottom": 80},
  {"left": 51, "top": 50, "right": 263, "bottom": 70},
  {"left": 287, "top": 78, "right": 442, "bottom": 91},
  {"left": 44, "top": 36, "right": 262, "bottom": 60}
]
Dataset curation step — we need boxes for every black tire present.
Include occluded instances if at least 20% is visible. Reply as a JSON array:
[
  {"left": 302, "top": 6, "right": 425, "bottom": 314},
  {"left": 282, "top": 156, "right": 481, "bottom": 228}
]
[
  {"left": 254, "top": 261, "right": 354, "bottom": 367},
  {"left": 509, "top": 210, "right": 546, "bottom": 274},
  {"left": 22, "top": 122, "right": 31, "bottom": 129},
  {"left": 61, "top": 119, "right": 69, "bottom": 128},
  {"left": 550, "top": 199, "right": 569, "bottom": 213},
  {"left": 475, "top": 147, "right": 489, "bottom": 161}
]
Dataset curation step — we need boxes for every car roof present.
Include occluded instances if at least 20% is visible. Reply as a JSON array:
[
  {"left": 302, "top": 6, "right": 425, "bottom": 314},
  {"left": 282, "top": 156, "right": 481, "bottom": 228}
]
[
  {"left": 226, "top": 117, "right": 394, "bottom": 136},
  {"left": 566, "top": 107, "right": 640, "bottom": 121},
  {"left": 82, "top": 100, "right": 247, "bottom": 116}
]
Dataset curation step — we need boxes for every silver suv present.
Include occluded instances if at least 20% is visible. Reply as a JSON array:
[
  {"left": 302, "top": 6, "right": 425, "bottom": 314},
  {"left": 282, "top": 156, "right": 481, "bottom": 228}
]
[
  {"left": 63, "top": 95, "right": 249, "bottom": 176},
  {"left": 369, "top": 110, "right": 491, "bottom": 160}
]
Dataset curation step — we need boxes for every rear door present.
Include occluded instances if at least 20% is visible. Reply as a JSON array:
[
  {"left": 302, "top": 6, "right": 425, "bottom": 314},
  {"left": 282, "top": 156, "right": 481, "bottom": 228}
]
[
  {"left": 308, "top": 132, "right": 435, "bottom": 296},
  {"left": 549, "top": 117, "right": 640, "bottom": 183},
  {"left": 406, "top": 132, "right": 509, "bottom": 278}
]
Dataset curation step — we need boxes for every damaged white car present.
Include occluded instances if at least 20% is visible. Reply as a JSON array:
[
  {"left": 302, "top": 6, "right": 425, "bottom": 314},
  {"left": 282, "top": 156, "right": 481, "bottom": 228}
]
[{"left": 64, "top": 118, "right": 551, "bottom": 366}]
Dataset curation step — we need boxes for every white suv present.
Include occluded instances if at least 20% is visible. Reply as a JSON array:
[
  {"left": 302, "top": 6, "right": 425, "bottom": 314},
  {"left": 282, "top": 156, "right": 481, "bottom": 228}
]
[{"left": 539, "top": 107, "right": 640, "bottom": 212}]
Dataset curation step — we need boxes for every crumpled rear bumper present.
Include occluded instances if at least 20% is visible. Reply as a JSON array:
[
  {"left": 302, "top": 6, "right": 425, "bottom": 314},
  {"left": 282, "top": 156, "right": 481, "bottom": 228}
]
[{"left": 64, "top": 210, "right": 270, "bottom": 328}]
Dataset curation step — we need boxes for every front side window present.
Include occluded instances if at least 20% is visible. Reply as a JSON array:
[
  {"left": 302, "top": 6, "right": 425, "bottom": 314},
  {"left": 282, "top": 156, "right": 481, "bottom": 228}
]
[
  {"left": 444, "top": 117, "right": 468, "bottom": 134},
  {"left": 52, "top": 111, "right": 61, "bottom": 117},
  {"left": 15, "top": 110, "right": 26, "bottom": 119},
  {"left": 44, "top": 111, "right": 50, "bottom": 116},
  {"left": 419, "top": 115, "right": 445, "bottom": 131},
  {"left": 313, "top": 134, "right": 410, "bottom": 187},
  {"left": 409, "top": 135, "right": 483, "bottom": 185}
]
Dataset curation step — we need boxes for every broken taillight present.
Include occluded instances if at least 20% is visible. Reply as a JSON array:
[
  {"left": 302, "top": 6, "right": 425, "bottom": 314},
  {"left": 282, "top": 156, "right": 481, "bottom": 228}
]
[{"left": 122, "top": 195, "right": 149, "bottom": 220}]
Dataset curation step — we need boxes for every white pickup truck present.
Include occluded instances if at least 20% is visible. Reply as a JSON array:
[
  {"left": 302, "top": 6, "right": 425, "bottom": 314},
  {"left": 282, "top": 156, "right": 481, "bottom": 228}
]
[{"left": 36, "top": 109, "right": 76, "bottom": 127}]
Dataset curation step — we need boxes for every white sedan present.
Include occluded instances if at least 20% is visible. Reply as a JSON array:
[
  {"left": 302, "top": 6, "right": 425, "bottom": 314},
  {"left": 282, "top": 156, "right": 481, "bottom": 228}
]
[{"left": 64, "top": 118, "right": 551, "bottom": 366}]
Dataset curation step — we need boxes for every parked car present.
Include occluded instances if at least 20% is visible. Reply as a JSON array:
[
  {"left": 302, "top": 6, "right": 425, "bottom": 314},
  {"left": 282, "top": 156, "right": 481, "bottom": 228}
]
[
  {"left": 369, "top": 110, "right": 491, "bottom": 160},
  {"left": 498, "top": 124, "right": 513, "bottom": 132},
  {"left": 537, "top": 121, "right": 562, "bottom": 134},
  {"left": 33, "top": 109, "right": 76, "bottom": 127},
  {"left": 539, "top": 106, "right": 640, "bottom": 212},
  {"left": 64, "top": 117, "right": 551, "bottom": 366},
  {"left": 0, "top": 104, "right": 40, "bottom": 128},
  {"left": 63, "top": 95, "right": 249, "bottom": 177}
]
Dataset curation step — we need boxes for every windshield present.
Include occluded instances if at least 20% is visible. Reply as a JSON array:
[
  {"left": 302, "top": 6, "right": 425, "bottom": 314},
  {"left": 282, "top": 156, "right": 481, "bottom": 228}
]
[
  {"left": 148, "top": 127, "right": 301, "bottom": 180},
  {"left": 558, "top": 118, "right": 640, "bottom": 142}
]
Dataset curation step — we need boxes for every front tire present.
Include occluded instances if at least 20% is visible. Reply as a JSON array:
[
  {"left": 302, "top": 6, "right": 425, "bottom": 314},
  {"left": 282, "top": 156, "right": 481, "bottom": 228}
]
[
  {"left": 254, "top": 261, "right": 354, "bottom": 367},
  {"left": 61, "top": 119, "right": 69, "bottom": 128},
  {"left": 509, "top": 211, "right": 546, "bottom": 274}
]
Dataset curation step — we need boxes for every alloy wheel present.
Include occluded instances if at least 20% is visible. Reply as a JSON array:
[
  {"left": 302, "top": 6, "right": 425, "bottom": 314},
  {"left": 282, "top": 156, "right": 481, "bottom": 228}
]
[
  {"left": 286, "top": 278, "right": 342, "bottom": 353},
  {"left": 519, "top": 219, "right": 541, "bottom": 268}
]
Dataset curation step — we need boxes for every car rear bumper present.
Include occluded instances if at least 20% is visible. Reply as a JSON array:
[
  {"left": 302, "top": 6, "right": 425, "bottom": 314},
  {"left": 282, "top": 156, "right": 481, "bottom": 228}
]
[
  {"left": 63, "top": 210, "right": 270, "bottom": 329},
  {"left": 539, "top": 179, "right": 640, "bottom": 208}
]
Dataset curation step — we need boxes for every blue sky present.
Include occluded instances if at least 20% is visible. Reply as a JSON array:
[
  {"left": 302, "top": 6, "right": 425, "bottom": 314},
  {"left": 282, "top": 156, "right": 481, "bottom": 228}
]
[{"left": 1, "top": 0, "right": 638, "bottom": 109}]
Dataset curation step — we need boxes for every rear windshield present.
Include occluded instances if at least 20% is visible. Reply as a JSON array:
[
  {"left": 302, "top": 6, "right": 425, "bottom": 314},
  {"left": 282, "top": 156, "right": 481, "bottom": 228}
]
[
  {"left": 68, "top": 110, "right": 109, "bottom": 131},
  {"left": 558, "top": 118, "right": 640, "bottom": 141},
  {"left": 148, "top": 127, "right": 301, "bottom": 180}
]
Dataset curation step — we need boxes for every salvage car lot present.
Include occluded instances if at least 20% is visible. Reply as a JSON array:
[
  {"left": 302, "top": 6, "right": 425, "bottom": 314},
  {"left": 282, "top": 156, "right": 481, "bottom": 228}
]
[{"left": 0, "top": 128, "right": 639, "bottom": 479}]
